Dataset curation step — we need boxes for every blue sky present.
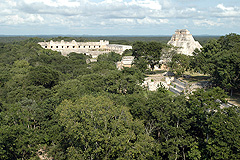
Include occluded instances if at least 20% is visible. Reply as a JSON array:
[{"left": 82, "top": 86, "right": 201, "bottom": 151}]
[{"left": 1, "top": 0, "right": 240, "bottom": 35}]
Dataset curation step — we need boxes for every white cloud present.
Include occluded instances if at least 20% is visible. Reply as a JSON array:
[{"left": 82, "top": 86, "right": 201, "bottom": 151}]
[
  {"left": 186, "top": 8, "right": 196, "bottom": 12},
  {"left": 0, "top": 0, "right": 240, "bottom": 35},
  {"left": 217, "top": 4, "right": 234, "bottom": 11},
  {"left": 6, "top": 0, "right": 17, "bottom": 7},
  {"left": 1, "top": 15, "right": 25, "bottom": 25},
  {"left": 23, "top": 0, "right": 81, "bottom": 7},
  {"left": 3, "top": 0, "right": 202, "bottom": 22},
  {"left": 137, "top": 17, "right": 168, "bottom": 24},
  {"left": 0, "top": 0, "right": 16, "bottom": 15},
  {"left": 0, "top": 9, "right": 13, "bottom": 15},
  {"left": 215, "top": 4, "right": 240, "bottom": 17},
  {"left": 0, "top": 0, "right": 201, "bottom": 33},
  {"left": 27, "top": 15, "right": 45, "bottom": 23},
  {"left": 193, "top": 19, "right": 223, "bottom": 27},
  {"left": 128, "top": 0, "right": 162, "bottom": 10},
  {"left": 109, "top": 18, "right": 136, "bottom": 25},
  {"left": 0, "top": 14, "right": 45, "bottom": 25}
]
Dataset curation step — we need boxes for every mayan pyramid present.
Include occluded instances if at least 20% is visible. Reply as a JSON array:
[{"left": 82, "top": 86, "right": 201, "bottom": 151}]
[{"left": 167, "top": 29, "right": 202, "bottom": 56}]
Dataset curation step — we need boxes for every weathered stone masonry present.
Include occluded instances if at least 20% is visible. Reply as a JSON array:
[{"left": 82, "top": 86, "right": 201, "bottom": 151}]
[
  {"left": 167, "top": 29, "right": 202, "bottom": 56},
  {"left": 38, "top": 40, "right": 132, "bottom": 57}
]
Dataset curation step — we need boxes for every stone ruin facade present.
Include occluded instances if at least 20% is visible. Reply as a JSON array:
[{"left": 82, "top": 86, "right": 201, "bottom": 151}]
[
  {"left": 167, "top": 29, "right": 202, "bottom": 56},
  {"left": 116, "top": 56, "right": 135, "bottom": 70},
  {"left": 38, "top": 40, "right": 132, "bottom": 57}
]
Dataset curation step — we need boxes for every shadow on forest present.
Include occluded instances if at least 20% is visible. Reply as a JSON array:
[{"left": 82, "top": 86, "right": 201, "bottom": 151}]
[
  {"left": 145, "top": 70, "right": 167, "bottom": 75},
  {"left": 228, "top": 92, "right": 240, "bottom": 106},
  {"left": 181, "top": 75, "right": 210, "bottom": 83}
]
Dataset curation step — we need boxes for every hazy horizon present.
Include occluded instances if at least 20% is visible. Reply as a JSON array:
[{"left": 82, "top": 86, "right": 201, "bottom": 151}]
[{"left": 0, "top": 34, "right": 223, "bottom": 37}]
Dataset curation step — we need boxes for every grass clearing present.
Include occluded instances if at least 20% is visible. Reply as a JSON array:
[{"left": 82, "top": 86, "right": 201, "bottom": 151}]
[
  {"left": 179, "top": 72, "right": 210, "bottom": 83},
  {"left": 145, "top": 70, "right": 167, "bottom": 75}
]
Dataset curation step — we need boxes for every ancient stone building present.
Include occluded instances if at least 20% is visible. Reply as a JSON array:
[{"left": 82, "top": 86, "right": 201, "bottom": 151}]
[
  {"left": 116, "top": 56, "right": 135, "bottom": 70},
  {"left": 167, "top": 29, "right": 202, "bottom": 56},
  {"left": 38, "top": 40, "right": 132, "bottom": 57}
]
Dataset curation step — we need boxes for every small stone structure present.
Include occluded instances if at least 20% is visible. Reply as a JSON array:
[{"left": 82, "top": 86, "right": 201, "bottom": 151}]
[
  {"left": 141, "top": 71, "right": 206, "bottom": 94},
  {"left": 169, "top": 78, "right": 188, "bottom": 94},
  {"left": 167, "top": 29, "right": 202, "bottom": 56},
  {"left": 38, "top": 40, "right": 132, "bottom": 57},
  {"left": 142, "top": 73, "right": 169, "bottom": 91},
  {"left": 142, "top": 77, "right": 169, "bottom": 91},
  {"left": 116, "top": 56, "right": 135, "bottom": 70}
]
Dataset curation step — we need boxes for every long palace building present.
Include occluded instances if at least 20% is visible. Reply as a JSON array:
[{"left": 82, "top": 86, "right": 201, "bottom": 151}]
[{"left": 38, "top": 40, "right": 132, "bottom": 57}]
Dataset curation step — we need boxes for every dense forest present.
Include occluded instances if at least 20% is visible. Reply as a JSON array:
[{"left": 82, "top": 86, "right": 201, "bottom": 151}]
[{"left": 0, "top": 34, "right": 239, "bottom": 159}]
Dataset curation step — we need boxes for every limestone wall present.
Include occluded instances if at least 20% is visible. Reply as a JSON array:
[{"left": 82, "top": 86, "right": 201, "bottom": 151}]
[
  {"left": 38, "top": 40, "right": 132, "bottom": 56},
  {"left": 116, "top": 56, "right": 135, "bottom": 70}
]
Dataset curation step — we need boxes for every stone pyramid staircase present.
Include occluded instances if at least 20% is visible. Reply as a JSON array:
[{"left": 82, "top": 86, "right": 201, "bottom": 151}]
[{"left": 169, "top": 78, "right": 187, "bottom": 94}]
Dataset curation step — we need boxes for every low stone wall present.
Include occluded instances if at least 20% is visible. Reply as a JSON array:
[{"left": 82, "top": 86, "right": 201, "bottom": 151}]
[{"left": 169, "top": 86, "right": 183, "bottom": 94}]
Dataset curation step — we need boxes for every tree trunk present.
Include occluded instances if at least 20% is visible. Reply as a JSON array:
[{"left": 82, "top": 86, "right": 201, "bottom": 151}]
[
  {"left": 175, "top": 150, "right": 178, "bottom": 160},
  {"left": 183, "top": 147, "right": 186, "bottom": 160}
]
